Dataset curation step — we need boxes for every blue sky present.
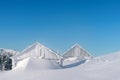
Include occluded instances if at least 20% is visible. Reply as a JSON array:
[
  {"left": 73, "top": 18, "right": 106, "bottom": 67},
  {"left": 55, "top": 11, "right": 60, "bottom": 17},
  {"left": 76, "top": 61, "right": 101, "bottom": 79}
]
[{"left": 0, "top": 0, "right": 120, "bottom": 56}]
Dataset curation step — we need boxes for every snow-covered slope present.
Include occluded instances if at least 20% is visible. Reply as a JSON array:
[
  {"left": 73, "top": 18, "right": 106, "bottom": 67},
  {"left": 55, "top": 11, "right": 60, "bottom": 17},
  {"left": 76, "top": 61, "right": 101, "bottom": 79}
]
[
  {"left": 14, "top": 42, "right": 60, "bottom": 60},
  {"left": 1, "top": 42, "right": 120, "bottom": 80},
  {"left": 25, "top": 58, "right": 61, "bottom": 70},
  {"left": 0, "top": 48, "right": 18, "bottom": 57},
  {"left": 13, "top": 57, "right": 61, "bottom": 71},
  {"left": 63, "top": 44, "right": 92, "bottom": 61},
  {"left": 1, "top": 51, "right": 120, "bottom": 80}
]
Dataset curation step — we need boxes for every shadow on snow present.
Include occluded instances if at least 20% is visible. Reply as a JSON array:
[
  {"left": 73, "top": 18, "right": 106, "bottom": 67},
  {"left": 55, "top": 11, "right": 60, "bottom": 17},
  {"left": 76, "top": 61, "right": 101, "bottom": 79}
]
[{"left": 62, "top": 60, "right": 86, "bottom": 69}]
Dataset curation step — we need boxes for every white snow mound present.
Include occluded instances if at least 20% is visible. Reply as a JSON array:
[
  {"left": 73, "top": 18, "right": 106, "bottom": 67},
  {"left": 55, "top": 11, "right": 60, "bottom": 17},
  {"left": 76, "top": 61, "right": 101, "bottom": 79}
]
[{"left": 25, "top": 58, "right": 61, "bottom": 70}]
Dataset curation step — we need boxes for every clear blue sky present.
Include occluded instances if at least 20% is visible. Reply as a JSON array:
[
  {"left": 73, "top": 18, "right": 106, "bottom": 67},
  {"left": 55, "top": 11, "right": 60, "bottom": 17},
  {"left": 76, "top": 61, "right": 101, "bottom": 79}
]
[{"left": 0, "top": 0, "right": 120, "bottom": 56}]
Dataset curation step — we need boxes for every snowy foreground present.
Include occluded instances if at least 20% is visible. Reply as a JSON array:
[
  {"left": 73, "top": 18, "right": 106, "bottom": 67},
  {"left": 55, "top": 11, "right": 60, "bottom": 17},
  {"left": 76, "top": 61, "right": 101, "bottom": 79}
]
[
  {"left": 0, "top": 51, "right": 120, "bottom": 80},
  {"left": 0, "top": 42, "right": 120, "bottom": 80}
]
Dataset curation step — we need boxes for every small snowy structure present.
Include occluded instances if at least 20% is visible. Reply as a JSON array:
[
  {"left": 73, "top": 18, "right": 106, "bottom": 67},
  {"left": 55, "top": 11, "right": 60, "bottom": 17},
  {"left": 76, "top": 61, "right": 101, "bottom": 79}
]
[
  {"left": 0, "top": 42, "right": 93, "bottom": 71},
  {"left": 63, "top": 44, "right": 92, "bottom": 61},
  {"left": 12, "top": 42, "right": 61, "bottom": 70},
  {"left": 13, "top": 42, "right": 60, "bottom": 60},
  {"left": 1, "top": 50, "right": 120, "bottom": 80}
]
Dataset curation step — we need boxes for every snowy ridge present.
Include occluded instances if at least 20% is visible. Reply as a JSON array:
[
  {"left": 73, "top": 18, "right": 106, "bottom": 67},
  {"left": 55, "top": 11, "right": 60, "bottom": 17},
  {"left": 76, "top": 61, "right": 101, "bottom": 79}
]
[{"left": 93, "top": 51, "right": 120, "bottom": 62}]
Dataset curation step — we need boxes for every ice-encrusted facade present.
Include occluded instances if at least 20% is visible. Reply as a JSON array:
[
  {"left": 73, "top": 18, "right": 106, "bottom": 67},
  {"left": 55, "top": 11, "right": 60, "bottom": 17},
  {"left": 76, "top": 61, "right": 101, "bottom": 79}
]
[
  {"left": 14, "top": 42, "right": 60, "bottom": 60},
  {"left": 63, "top": 44, "right": 92, "bottom": 60}
]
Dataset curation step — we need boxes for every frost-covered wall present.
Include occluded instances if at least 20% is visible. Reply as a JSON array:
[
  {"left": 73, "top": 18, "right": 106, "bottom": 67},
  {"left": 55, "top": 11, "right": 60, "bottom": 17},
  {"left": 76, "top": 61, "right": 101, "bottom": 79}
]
[
  {"left": 63, "top": 44, "right": 92, "bottom": 60},
  {"left": 14, "top": 42, "right": 60, "bottom": 60}
]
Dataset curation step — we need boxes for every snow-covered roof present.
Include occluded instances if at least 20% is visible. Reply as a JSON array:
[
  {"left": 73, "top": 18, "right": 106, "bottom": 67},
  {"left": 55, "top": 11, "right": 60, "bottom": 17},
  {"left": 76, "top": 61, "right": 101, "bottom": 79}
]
[
  {"left": 63, "top": 43, "right": 92, "bottom": 60},
  {"left": 14, "top": 42, "right": 61, "bottom": 60}
]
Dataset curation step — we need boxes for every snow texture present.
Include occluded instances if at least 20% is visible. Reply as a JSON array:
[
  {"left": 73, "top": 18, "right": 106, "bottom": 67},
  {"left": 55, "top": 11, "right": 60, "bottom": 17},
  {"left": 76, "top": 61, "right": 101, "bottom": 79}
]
[
  {"left": 1, "top": 42, "right": 120, "bottom": 80},
  {"left": 1, "top": 51, "right": 120, "bottom": 80}
]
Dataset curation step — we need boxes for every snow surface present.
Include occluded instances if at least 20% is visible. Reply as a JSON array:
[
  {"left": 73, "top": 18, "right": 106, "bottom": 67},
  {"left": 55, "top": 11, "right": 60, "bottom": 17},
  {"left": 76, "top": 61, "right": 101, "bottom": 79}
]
[
  {"left": 1, "top": 42, "right": 120, "bottom": 80},
  {"left": 13, "top": 57, "right": 61, "bottom": 71},
  {"left": 1, "top": 51, "right": 120, "bottom": 80},
  {"left": 26, "top": 58, "right": 61, "bottom": 70}
]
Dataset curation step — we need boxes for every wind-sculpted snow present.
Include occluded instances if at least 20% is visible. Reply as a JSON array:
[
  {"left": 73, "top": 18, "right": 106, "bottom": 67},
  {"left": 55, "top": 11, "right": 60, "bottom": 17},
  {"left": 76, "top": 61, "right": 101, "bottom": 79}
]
[
  {"left": 1, "top": 51, "right": 120, "bottom": 80},
  {"left": 25, "top": 58, "right": 61, "bottom": 70},
  {"left": 13, "top": 57, "right": 61, "bottom": 71},
  {"left": 1, "top": 42, "right": 120, "bottom": 80}
]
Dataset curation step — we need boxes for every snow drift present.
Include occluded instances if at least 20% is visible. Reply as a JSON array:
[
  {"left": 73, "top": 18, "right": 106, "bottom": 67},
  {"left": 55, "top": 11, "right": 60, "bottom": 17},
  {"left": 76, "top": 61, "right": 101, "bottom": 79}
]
[
  {"left": 2, "top": 42, "right": 120, "bottom": 80},
  {"left": 26, "top": 58, "right": 61, "bottom": 70},
  {"left": 13, "top": 57, "right": 61, "bottom": 71},
  {"left": 1, "top": 51, "right": 120, "bottom": 80}
]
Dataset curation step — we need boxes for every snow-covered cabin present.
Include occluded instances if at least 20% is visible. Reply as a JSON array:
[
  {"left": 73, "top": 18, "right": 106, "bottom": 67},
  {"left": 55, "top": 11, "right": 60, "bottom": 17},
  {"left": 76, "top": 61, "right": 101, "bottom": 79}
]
[{"left": 63, "top": 44, "right": 92, "bottom": 61}]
